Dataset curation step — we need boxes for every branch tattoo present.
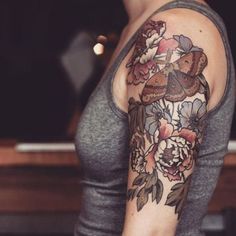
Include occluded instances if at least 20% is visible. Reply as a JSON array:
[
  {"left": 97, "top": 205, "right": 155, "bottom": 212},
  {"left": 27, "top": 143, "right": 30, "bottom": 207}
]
[{"left": 126, "top": 20, "right": 209, "bottom": 219}]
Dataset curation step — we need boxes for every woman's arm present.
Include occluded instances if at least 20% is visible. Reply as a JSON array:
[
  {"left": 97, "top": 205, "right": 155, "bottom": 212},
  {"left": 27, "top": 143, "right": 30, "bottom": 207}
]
[{"left": 122, "top": 9, "right": 226, "bottom": 236}]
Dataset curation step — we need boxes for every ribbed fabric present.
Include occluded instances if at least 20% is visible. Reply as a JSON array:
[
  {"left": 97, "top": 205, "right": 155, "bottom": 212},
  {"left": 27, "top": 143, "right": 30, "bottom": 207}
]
[{"left": 74, "top": 1, "right": 235, "bottom": 235}]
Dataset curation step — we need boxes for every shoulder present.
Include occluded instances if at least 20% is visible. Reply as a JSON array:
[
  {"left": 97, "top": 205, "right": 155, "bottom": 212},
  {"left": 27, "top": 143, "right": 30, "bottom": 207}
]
[{"left": 126, "top": 8, "right": 227, "bottom": 110}]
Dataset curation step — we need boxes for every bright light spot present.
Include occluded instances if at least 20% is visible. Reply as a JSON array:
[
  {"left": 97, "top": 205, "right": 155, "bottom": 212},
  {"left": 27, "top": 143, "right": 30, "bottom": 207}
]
[{"left": 93, "top": 43, "right": 104, "bottom": 55}]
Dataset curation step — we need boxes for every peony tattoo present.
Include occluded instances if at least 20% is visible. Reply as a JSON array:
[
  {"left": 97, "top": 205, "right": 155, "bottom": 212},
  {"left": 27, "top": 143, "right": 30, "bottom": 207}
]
[{"left": 126, "top": 20, "right": 209, "bottom": 219}]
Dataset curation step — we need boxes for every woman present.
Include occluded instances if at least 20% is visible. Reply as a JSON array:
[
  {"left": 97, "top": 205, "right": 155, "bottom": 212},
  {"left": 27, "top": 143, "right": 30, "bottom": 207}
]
[{"left": 74, "top": 0, "right": 235, "bottom": 235}]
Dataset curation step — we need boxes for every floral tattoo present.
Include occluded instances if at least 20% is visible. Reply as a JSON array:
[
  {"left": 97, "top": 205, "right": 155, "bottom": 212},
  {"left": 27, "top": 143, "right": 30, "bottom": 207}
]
[{"left": 126, "top": 20, "right": 209, "bottom": 219}]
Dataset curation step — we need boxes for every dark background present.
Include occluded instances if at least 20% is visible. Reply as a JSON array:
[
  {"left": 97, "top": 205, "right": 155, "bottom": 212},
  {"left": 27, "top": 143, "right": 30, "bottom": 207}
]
[{"left": 0, "top": 0, "right": 235, "bottom": 141}]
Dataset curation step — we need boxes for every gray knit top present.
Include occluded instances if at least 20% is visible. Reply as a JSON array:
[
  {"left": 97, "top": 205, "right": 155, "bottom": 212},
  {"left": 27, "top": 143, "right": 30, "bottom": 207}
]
[{"left": 74, "top": 1, "right": 235, "bottom": 235}]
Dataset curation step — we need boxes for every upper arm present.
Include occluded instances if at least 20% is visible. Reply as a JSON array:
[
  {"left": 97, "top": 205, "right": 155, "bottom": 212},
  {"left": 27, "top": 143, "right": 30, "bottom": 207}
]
[{"left": 122, "top": 10, "right": 223, "bottom": 236}]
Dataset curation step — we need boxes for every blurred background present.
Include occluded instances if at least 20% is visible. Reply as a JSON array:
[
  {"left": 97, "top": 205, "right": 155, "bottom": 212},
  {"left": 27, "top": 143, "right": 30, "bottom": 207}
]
[
  {"left": 0, "top": 0, "right": 234, "bottom": 142},
  {"left": 0, "top": 0, "right": 235, "bottom": 235},
  {"left": 0, "top": 0, "right": 127, "bottom": 141}
]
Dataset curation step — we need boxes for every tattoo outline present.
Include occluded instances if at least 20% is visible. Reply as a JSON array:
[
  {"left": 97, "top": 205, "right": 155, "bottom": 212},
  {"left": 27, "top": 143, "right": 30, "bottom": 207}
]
[{"left": 126, "top": 20, "right": 209, "bottom": 219}]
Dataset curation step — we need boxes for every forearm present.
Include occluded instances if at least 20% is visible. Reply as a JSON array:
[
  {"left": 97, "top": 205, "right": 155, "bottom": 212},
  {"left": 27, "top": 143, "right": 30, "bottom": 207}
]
[
  {"left": 122, "top": 169, "right": 179, "bottom": 236},
  {"left": 122, "top": 222, "right": 176, "bottom": 236}
]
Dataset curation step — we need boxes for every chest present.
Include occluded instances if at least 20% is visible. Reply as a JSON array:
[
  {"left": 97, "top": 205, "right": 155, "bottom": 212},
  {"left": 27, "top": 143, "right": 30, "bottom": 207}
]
[{"left": 75, "top": 83, "right": 130, "bottom": 180}]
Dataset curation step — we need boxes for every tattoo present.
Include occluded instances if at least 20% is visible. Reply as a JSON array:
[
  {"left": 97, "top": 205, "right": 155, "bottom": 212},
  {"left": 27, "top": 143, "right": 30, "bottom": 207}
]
[
  {"left": 165, "top": 174, "right": 192, "bottom": 219},
  {"left": 126, "top": 20, "right": 209, "bottom": 219},
  {"left": 127, "top": 169, "right": 164, "bottom": 211}
]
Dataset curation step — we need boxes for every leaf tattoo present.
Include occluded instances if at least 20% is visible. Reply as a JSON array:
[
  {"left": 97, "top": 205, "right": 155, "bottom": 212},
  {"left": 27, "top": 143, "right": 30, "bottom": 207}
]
[
  {"left": 128, "top": 98, "right": 146, "bottom": 135},
  {"left": 165, "top": 175, "right": 192, "bottom": 219},
  {"left": 127, "top": 169, "right": 164, "bottom": 211}
]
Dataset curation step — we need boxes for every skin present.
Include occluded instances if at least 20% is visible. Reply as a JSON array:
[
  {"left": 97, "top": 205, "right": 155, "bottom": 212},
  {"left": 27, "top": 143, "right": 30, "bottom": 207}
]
[
  {"left": 111, "top": 0, "right": 226, "bottom": 113},
  {"left": 123, "top": 0, "right": 206, "bottom": 23},
  {"left": 107, "top": 1, "right": 227, "bottom": 235}
]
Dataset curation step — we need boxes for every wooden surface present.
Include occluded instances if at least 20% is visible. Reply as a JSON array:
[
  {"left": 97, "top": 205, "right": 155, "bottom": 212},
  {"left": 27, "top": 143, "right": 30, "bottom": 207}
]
[
  {"left": 223, "top": 153, "right": 236, "bottom": 166},
  {"left": 0, "top": 142, "right": 78, "bottom": 167},
  {"left": 208, "top": 166, "right": 236, "bottom": 212},
  {"left": 0, "top": 142, "right": 235, "bottom": 213},
  {"left": 0, "top": 141, "right": 235, "bottom": 167},
  {"left": 0, "top": 167, "right": 82, "bottom": 212},
  {"left": 0, "top": 164, "right": 234, "bottom": 213}
]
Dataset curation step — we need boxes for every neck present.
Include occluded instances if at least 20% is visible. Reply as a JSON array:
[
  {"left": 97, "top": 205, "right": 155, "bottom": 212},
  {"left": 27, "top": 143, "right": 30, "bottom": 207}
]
[{"left": 123, "top": 0, "right": 206, "bottom": 23}]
